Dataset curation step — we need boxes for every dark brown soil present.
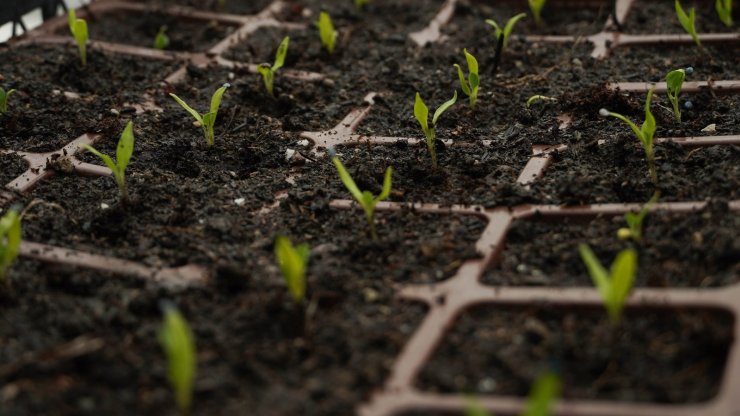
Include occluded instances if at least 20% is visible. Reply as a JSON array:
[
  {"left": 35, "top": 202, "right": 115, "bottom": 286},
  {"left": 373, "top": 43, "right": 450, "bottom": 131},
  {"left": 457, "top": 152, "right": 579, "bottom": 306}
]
[
  {"left": 0, "top": 153, "right": 27, "bottom": 186},
  {"left": 133, "top": 0, "right": 273, "bottom": 15},
  {"left": 623, "top": 0, "right": 739, "bottom": 34}
]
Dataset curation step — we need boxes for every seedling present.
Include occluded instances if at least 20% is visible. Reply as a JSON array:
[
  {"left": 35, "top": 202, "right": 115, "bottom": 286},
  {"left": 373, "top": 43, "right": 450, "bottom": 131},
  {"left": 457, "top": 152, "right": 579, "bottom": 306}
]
[
  {"left": 0, "top": 208, "right": 21, "bottom": 283},
  {"left": 529, "top": 0, "right": 547, "bottom": 26},
  {"left": 169, "top": 83, "right": 230, "bottom": 147},
  {"left": 67, "top": 9, "right": 88, "bottom": 67},
  {"left": 153, "top": 25, "right": 170, "bottom": 50},
  {"left": 618, "top": 192, "right": 660, "bottom": 242},
  {"left": 716, "top": 0, "right": 733, "bottom": 26},
  {"left": 485, "top": 13, "right": 526, "bottom": 52},
  {"left": 675, "top": 0, "right": 702, "bottom": 50},
  {"left": 454, "top": 49, "right": 480, "bottom": 109},
  {"left": 332, "top": 156, "right": 392, "bottom": 240},
  {"left": 463, "top": 370, "right": 560, "bottom": 416},
  {"left": 316, "top": 12, "right": 337, "bottom": 54},
  {"left": 599, "top": 87, "right": 658, "bottom": 185},
  {"left": 414, "top": 91, "right": 458, "bottom": 168},
  {"left": 0, "top": 87, "right": 16, "bottom": 114},
  {"left": 274, "top": 236, "right": 309, "bottom": 303},
  {"left": 666, "top": 66, "right": 693, "bottom": 123},
  {"left": 526, "top": 95, "right": 557, "bottom": 108},
  {"left": 158, "top": 302, "right": 196, "bottom": 416},
  {"left": 354, "top": 0, "right": 369, "bottom": 9},
  {"left": 79, "top": 121, "right": 134, "bottom": 202},
  {"left": 257, "top": 36, "right": 289, "bottom": 98},
  {"left": 579, "top": 244, "right": 637, "bottom": 327}
]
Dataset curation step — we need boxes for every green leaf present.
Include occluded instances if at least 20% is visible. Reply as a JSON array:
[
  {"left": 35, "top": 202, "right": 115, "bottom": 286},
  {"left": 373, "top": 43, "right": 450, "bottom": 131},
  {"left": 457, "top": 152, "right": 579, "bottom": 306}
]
[
  {"left": 67, "top": 9, "right": 76, "bottom": 34},
  {"left": 317, "top": 12, "right": 337, "bottom": 54},
  {"left": 454, "top": 64, "right": 471, "bottom": 96},
  {"left": 257, "top": 64, "right": 274, "bottom": 96},
  {"left": 528, "top": 0, "right": 547, "bottom": 25},
  {"left": 153, "top": 26, "right": 170, "bottom": 50},
  {"left": 522, "top": 371, "right": 560, "bottom": 416},
  {"left": 79, "top": 144, "right": 118, "bottom": 174},
  {"left": 209, "top": 83, "right": 229, "bottom": 118},
  {"left": 158, "top": 304, "right": 196, "bottom": 416},
  {"left": 116, "top": 121, "right": 134, "bottom": 173},
  {"left": 272, "top": 36, "right": 289, "bottom": 72},
  {"left": 715, "top": 0, "right": 733, "bottom": 27},
  {"left": 72, "top": 18, "right": 88, "bottom": 46},
  {"left": 414, "top": 92, "right": 429, "bottom": 132},
  {"left": 675, "top": 0, "right": 701, "bottom": 47},
  {"left": 485, "top": 19, "right": 503, "bottom": 39},
  {"left": 463, "top": 48, "right": 478, "bottom": 76},
  {"left": 0, "top": 87, "right": 15, "bottom": 113},
  {"left": 332, "top": 157, "right": 364, "bottom": 203},
  {"left": 432, "top": 90, "right": 457, "bottom": 126},
  {"left": 665, "top": 69, "right": 686, "bottom": 99},
  {"left": 376, "top": 166, "right": 393, "bottom": 202},
  {"left": 609, "top": 248, "right": 637, "bottom": 324},
  {"left": 469, "top": 72, "right": 480, "bottom": 90},
  {"left": 640, "top": 87, "right": 656, "bottom": 148},
  {"left": 169, "top": 93, "right": 203, "bottom": 125},
  {"left": 503, "top": 13, "right": 527, "bottom": 44},
  {"left": 579, "top": 244, "right": 610, "bottom": 303},
  {"left": 274, "top": 236, "right": 308, "bottom": 302},
  {"left": 0, "top": 209, "right": 21, "bottom": 282}
]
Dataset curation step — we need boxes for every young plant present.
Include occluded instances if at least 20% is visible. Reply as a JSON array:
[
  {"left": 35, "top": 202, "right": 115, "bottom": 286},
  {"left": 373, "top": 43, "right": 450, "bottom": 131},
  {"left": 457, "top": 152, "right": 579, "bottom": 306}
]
[
  {"left": 0, "top": 208, "right": 21, "bottom": 283},
  {"left": 579, "top": 244, "right": 637, "bottom": 327},
  {"left": 316, "top": 11, "right": 337, "bottom": 54},
  {"left": 158, "top": 302, "right": 196, "bottom": 416},
  {"left": 529, "top": 0, "right": 547, "bottom": 26},
  {"left": 675, "top": 0, "right": 702, "bottom": 50},
  {"left": 453, "top": 48, "right": 480, "bottom": 109},
  {"left": 257, "top": 36, "right": 289, "bottom": 98},
  {"left": 153, "top": 25, "right": 170, "bottom": 50},
  {"left": 666, "top": 66, "right": 693, "bottom": 123},
  {"left": 599, "top": 87, "right": 658, "bottom": 185},
  {"left": 274, "top": 235, "right": 309, "bottom": 303},
  {"left": 414, "top": 91, "right": 458, "bottom": 168},
  {"left": 0, "top": 87, "right": 16, "bottom": 114},
  {"left": 332, "top": 156, "right": 392, "bottom": 240},
  {"left": 354, "top": 0, "right": 369, "bottom": 9},
  {"left": 618, "top": 192, "right": 660, "bottom": 242},
  {"left": 485, "top": 13, "right": 526, "bottom": 52},
  {"left": 79, "top": 121, "right": 134, "bottom": 202},
  {"left": 67, "top": 9, "right": 88, "bottom": 67},
  {"left": 463, "top": 370, "right": 560, "bottom": 416},
  {"left": 526, "top": 95, "right": 557, "bottom": 108},
  {"left": 716, "top": 0, "right": 733, "bottom": 27},
  {"left": 169, "top": 83, "right": 230, "bottom": 147}
]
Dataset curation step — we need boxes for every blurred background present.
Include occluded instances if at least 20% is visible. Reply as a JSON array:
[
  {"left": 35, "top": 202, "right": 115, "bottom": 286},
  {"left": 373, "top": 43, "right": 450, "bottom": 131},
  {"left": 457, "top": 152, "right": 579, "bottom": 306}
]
[{"left": 0, "top": 0, "right": 91, "bottom": 42}]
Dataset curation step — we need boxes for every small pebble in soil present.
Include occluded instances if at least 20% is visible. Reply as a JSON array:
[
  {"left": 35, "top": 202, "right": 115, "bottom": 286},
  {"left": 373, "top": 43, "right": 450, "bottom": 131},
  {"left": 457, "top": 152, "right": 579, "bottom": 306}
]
[{"left": 684, "top": 100, "right": 693, "bottom": 109}]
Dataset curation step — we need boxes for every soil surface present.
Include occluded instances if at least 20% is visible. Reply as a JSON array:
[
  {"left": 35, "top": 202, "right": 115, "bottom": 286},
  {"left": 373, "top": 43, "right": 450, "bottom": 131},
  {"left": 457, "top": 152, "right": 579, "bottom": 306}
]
[{"left": 1, "top": 0, "right": 739, "bottom": 414}]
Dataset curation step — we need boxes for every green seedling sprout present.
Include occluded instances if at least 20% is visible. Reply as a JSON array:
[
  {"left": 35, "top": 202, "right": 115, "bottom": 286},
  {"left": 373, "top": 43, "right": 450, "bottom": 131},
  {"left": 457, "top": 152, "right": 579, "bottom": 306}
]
[
  {"left": 464, "top": 370, "right": 560, "bottom": 416},
  {"left": 332, "top": 156, "right": 392, "bottom": 240},
  {"left": 158, "top": 302, "right": 196, "bottom": 416},
  {"left": 316, "top": 11, "right": 337, "bottom": 54},
  {"left": 675, "top": 0, "right": 702, "bottom": 50},
  {"left": 526, "top": 95, "right": 557, "bottom": 108},
  {"left": 454, "top": 48, "right": 480, "bottom": 109},
  {"left": 67, "top": 9, "right": 88, "bottom": 67},
  {"left": 79, "top": 121, "right": 134, "bottom": 202},
  {"left": 599, "top": 87, "right": 658, "bottom": 185},
  {"left": 579, "top": 244, "right": 637, "bottom": 327},
  {"left": 169, "top": 83, "right": 230, "bottom": 147},
  {"left": 0, "top": 87, "right": 16, "bottom": 114},
  {"left": 666, "top": 66, "right": 693, "bottom": 123},
  {"left": 485, "top": 13, "right": 526, "bottom": 52},
  {"left": 354, "top": 0, "right": 369, "bottom": 9},
  {"left": 257, "top": 36, "right": 289, "bottom": 98},
  {"left": 0, "top": 208, "right": 21, "bottom": 283},
  {"left": 414, "top": 91, "right": 458, "bottom": 168},
  {"left": 618, "top": 192, "right": 659, "bottom": 242},
  {"left": 716, "top": 0, "right": 734, "bottom": 26},
  {"left": 529, "top": 0, "right": 547, "bottom": 26},
  {"left": 153, "top": 25, "right": 170, "bottom": 50},
  {"left": 274, "top": 236, "right": 309, "bottom": 303}
]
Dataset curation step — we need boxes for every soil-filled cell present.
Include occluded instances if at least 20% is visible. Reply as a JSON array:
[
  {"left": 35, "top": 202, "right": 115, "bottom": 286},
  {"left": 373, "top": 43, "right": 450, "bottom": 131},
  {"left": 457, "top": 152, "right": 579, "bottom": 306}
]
[{"left": 622, "top": 0, "right": 739, "bottom": 34}]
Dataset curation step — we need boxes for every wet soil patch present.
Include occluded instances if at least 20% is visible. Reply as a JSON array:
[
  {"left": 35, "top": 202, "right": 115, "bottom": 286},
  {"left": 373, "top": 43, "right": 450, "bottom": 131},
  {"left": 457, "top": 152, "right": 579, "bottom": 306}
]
[
  {"left": 418, "top": 305, "right": 733, "bottom": 403},
  {"left": 0, "top": 153, "right": 27, "bottom": 186}
]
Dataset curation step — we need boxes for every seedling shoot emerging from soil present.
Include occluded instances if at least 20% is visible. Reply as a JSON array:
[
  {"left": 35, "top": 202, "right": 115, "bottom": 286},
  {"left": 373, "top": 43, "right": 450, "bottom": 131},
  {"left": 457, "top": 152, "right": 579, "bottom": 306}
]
[
  {"left": 675, "top": 0, "right": 702, "bottom": 50},
  {"left": 354, "top": 0, "right": 369, "bottom": 9},
  {"left": 0, "top": 87, "right": 16, "bottom": 114},
  {"left": 485, "top": 13, "right": 526, "bottom": 53},
  {"left": 317, "top": 12, "right": 337, "bottom": 54},
  {"left": 463, "top": 370, "right": 560, "bottom": 416},
  {"left": 170, "top": 83, "right": 230, "bottom": 147},
  {"left": 529, "top": 0, "right": 547, "bottom": 26},
  {"left": 414, "top": 91, "right": 458, "bottom": 168},
  {"left": 0, "top": 208, "right": 21, "bottom": 283},
  {"left": 454, "top": 48, "right": 480, "bottom": 109},
  {"left": 716, "top": 0, "right": 733, "bottom": 26},
  {"left": 579, "top": 244, "right": 637, "bottom": 328},
  {"left": 257, "top": 36, "right": 289, "bottom": 98},
  {"left": 274, "top": 235, "right": 309, "bottom": 303},
  {"left": 158, "top": 302, "right": 196, "bottom": 416},
  {"left": 618, "top": 192, "right": 660, "bottom": 242},
  {"left": 599, "top": 87, "right": 658, "bottom": 185},
  {"left": 67, "top": 9, "right": 88, "bottom": 67},
  {"left": 666, "top": 66, "right": 693, "bottom": 123},
  {"left": 153, "top": 25, "right": 170, "bottom": 50},
  {"left": 332, "top": 156, "right": 392, "bottom": 240},
  {"left": 80, "top": 121, "right": 135, "bottom": 203},
  {"left": 526, "top": 95, "right": 557, "bottom": 108}
]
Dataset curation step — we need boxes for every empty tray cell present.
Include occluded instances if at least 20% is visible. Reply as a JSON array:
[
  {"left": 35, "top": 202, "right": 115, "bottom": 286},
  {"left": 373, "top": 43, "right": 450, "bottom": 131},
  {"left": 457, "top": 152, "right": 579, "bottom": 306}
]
[
  {"left": 0, "top": 153, "right": 28, "bottom": 186},
  {"left": 418, "top": 304, "right": 733, "bottom": 403}
]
